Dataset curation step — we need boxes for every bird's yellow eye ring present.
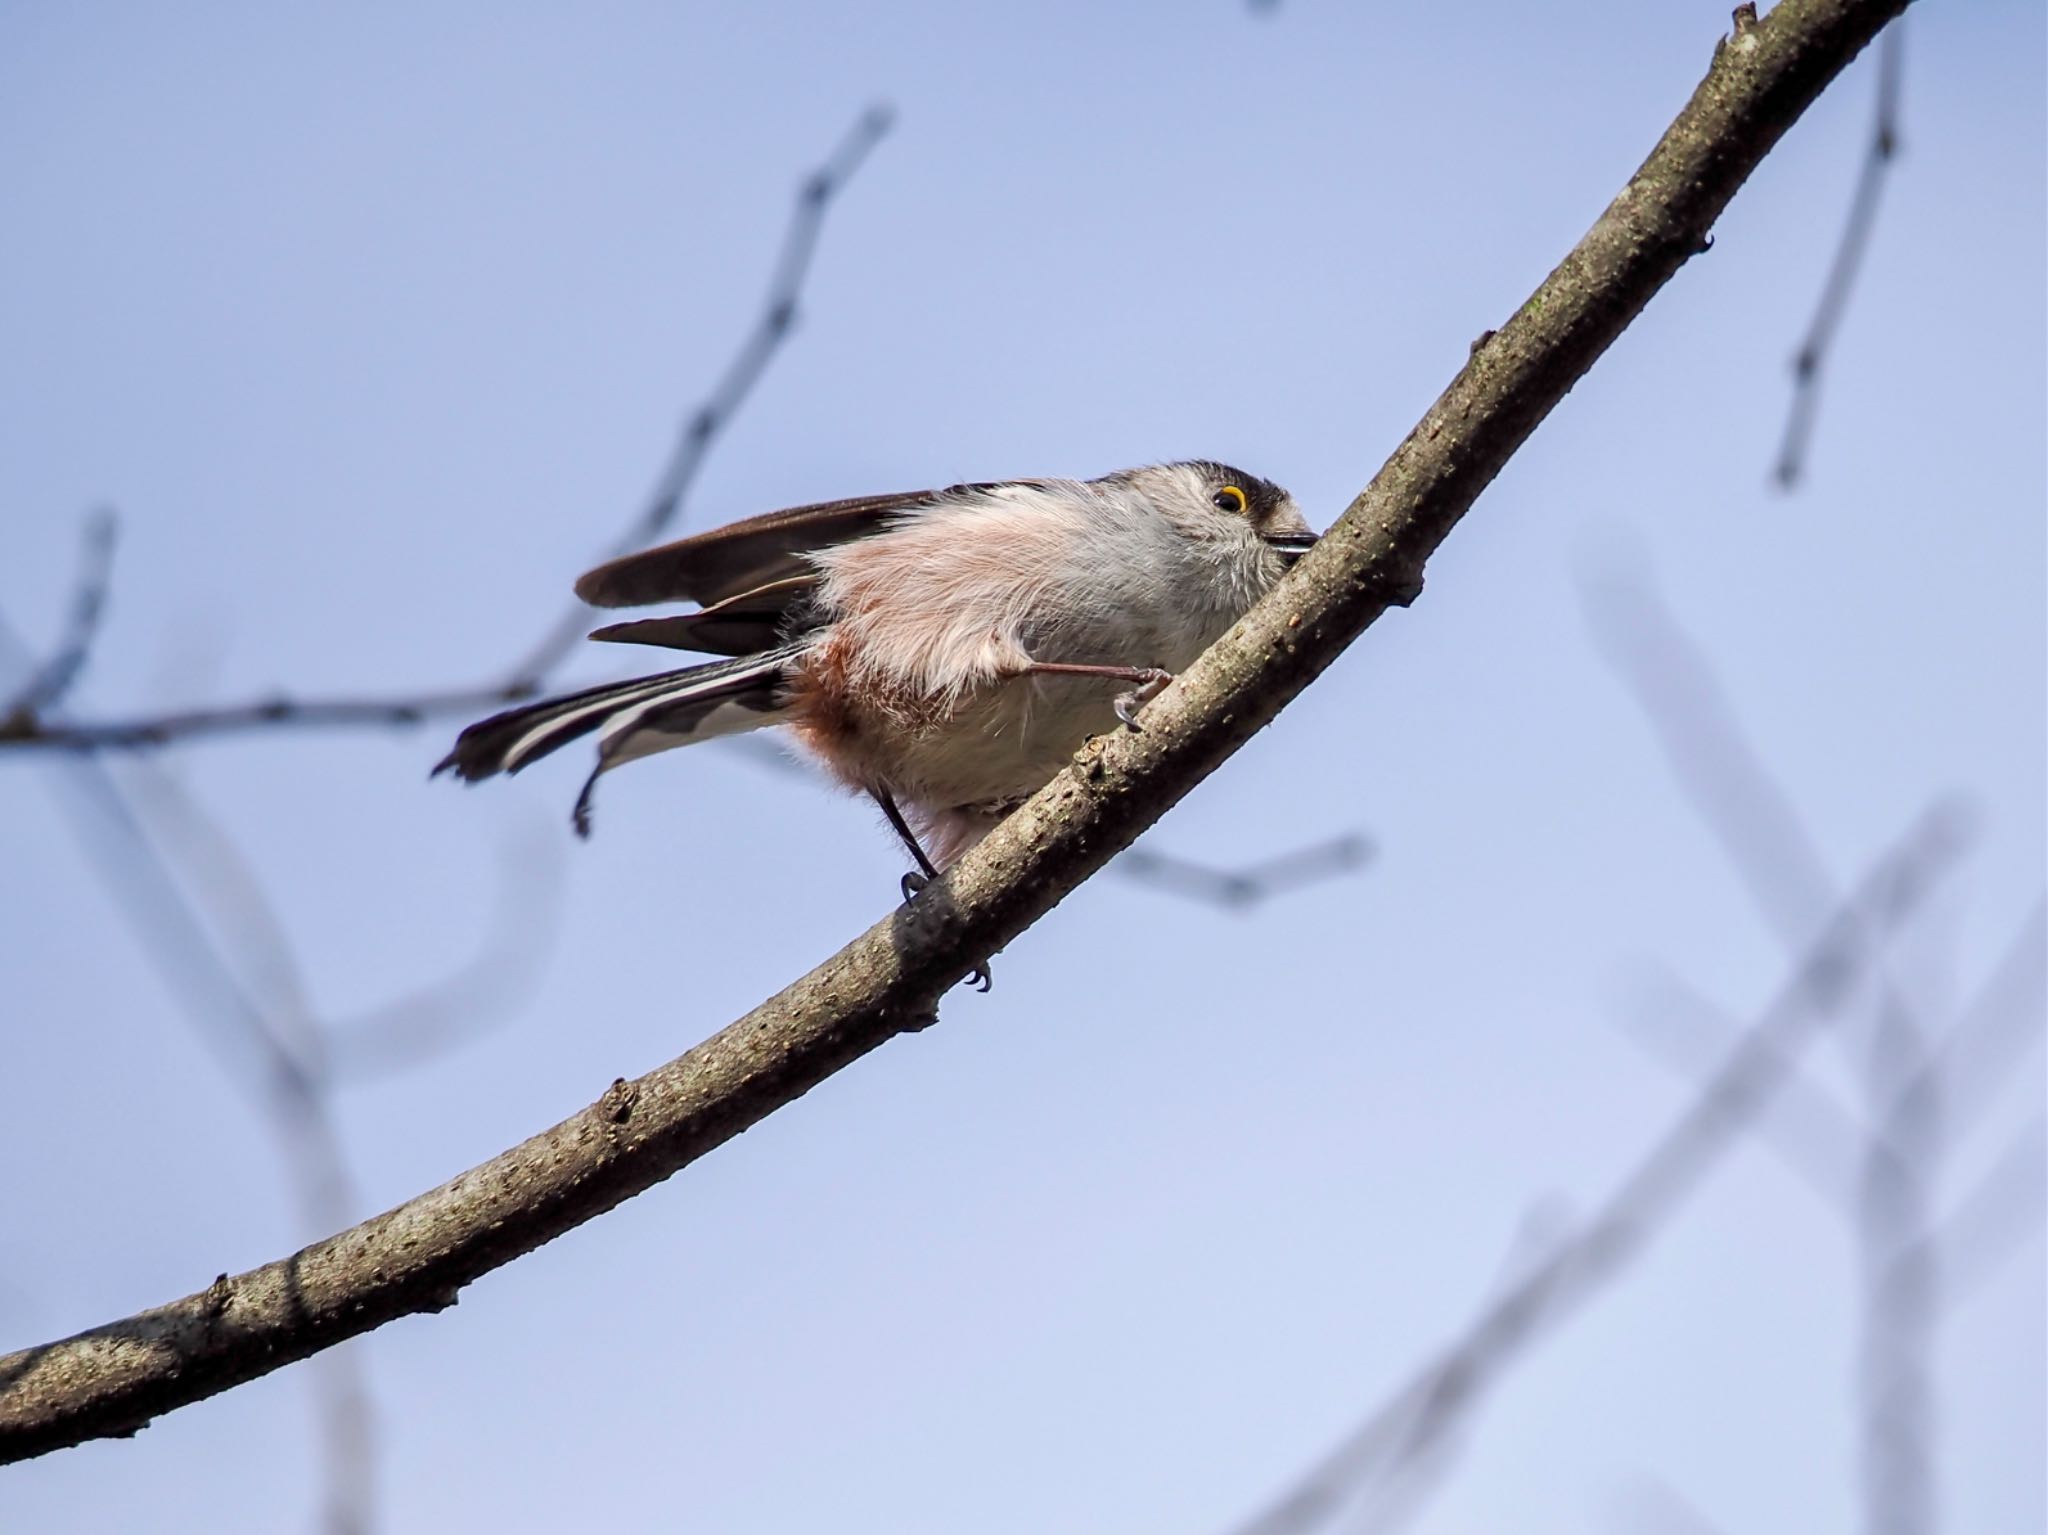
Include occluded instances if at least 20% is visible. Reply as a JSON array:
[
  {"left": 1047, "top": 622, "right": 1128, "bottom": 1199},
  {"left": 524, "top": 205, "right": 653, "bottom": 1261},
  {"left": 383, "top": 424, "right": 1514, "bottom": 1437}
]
[{"left": 1213, "top": 484, "right": 1247, "bottom": 514}]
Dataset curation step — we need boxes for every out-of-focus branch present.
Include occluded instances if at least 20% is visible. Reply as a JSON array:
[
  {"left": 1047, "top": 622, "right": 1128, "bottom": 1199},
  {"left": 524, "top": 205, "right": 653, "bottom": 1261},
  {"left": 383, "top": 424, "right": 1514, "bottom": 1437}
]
[
  {"left": 1621, "top": 965, "right": 1868, "bottom": 1202},
  {"left": 0, "top": 0, "right": 1914, "bottom": 1458},
  {"left": 1585, "top": 557, "right": 2000, "bottom": 1535},
  {"left": 1856, "top": 986, "right": 1937, "bottom": 1535},
  {"left": 1117, "top": 833, "right": 1373, "bottom": 911},
  {"left": 2, "top": 508, "right": 115, "bottom": 723},
  {"left": 1774, "top": 23, "right": 1903, "bottom": 487},
  {"left": 1625, "top": 954, "right": 2045, "bottom": 1306},
  {"left": 1220, "top": 805, "right": 1971, "bottom": 1535},
  {"left": 1631, "top": 897, "right": 2045, "bottom": 1168},
  {"left": 42, "top": 755, "right": 375, "bottom": 1534},
  {"left": 0, "top": 105, "right": 893, "bottom": 754},
  {"left": 1581, "top": 562, "right": 1833, "bottom": 943}
]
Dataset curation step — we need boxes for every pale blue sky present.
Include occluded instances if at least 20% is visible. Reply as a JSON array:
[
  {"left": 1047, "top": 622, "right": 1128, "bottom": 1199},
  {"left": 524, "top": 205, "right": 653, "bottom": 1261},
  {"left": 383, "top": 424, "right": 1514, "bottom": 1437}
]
[{"left": 2, "top": 4, "right": 2041, "bottom": 1532}]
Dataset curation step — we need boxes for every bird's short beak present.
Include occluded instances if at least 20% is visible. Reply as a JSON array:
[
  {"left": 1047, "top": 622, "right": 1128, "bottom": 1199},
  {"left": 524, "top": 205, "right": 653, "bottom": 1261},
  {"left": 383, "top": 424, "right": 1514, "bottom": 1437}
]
[{"left": 1263, "top": 531, "right": 1319, "bottom": 566}]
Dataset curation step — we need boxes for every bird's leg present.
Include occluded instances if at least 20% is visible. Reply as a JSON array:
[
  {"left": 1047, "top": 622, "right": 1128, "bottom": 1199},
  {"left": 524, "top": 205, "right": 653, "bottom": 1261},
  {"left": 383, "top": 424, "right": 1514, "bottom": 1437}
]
[
  {"left": 1011, "top": 661, "right": 1174, "bottom": 730},
  {"left": 873, "top": 788, "right": 940, "bottom": 900},
  {"left": 871, "top": 788, "right": 989, "bottom": 991}
]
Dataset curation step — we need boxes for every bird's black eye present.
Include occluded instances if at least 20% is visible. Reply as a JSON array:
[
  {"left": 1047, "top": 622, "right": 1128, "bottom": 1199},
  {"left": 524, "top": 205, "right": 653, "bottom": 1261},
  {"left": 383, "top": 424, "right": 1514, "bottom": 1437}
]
[{"left": 1213, "top": 484, "right": 1248, "bottom": 514}]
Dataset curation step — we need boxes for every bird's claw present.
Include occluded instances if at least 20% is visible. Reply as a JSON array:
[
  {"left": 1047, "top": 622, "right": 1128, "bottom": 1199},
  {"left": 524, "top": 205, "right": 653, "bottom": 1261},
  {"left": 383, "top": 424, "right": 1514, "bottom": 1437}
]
[{"left": 1113, "top": 669, "right": 1174, "bottom": 731}]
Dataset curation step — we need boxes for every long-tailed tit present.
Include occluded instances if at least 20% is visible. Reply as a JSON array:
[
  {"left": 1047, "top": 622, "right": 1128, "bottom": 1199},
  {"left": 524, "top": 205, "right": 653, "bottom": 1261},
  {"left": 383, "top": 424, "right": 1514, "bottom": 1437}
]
[{"left": 437, "top": 461, "right": 1316, "bottom": 884}]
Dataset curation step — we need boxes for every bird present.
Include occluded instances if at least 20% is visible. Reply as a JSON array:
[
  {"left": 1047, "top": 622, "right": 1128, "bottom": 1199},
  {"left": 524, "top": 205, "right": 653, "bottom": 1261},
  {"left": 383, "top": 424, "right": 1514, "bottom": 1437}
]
[{"left": 436, "top": 461, "right": 1316, "bottom": 890}]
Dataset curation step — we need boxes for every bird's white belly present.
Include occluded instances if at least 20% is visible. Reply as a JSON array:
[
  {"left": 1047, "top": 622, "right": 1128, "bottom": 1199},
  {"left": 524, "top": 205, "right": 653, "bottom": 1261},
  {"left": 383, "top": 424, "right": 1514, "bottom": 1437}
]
[{"left": 895, "top": 675, "right": 1124, "bottom": 810}]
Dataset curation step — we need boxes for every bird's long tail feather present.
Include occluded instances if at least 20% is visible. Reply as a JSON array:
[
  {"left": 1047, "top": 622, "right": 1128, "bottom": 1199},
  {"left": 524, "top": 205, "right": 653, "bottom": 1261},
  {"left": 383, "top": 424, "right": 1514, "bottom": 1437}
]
[{"left": 434, "top": 644, "right": 801, "bottom": 834}]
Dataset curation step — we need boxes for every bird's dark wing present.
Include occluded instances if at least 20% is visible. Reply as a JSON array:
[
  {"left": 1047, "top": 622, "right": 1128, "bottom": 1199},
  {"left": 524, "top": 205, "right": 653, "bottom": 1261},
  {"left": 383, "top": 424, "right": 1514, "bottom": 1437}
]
[
  {"left": 573, "top": 490, "right": 942, "bottom": 610},
  {"left": 586, "top": 576, "right": 818, "bottom": 658}
]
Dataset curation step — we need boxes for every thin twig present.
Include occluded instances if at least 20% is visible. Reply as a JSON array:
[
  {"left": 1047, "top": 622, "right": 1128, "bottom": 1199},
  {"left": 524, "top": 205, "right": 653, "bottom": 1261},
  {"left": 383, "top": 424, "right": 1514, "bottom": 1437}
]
[
  {"left": 1117, "top": 833, "right": 1374, "bottom": 910},
  {"left": 1774, "top": 21, "right": 1903, "bottom": 487},
  {"left": 2, "top": 507, "right": 116, "bottom": 723},
  {"left": 0, "top": 106, "right": 894, "bottom": 754}
]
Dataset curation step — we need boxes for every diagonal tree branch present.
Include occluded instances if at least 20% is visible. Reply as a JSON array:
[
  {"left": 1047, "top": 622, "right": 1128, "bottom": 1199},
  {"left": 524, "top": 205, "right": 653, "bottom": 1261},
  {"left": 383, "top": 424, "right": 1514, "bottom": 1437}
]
[{"left": 0, "top": 0, "right": 1915, "bottom": 1464}]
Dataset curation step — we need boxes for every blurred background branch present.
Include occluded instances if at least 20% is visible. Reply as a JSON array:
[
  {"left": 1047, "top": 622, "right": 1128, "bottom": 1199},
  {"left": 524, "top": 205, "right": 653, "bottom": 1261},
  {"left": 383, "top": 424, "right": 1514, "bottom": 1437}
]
[
  {"left": 1774, "top": 22, "right": 1904, "bottom": 488},
  {"left": 1117, "top": 833, "right": 1374, "bottom": 911},
  {"left": 1, "top": 507, "right": 114, "bottom": 724},
  {"left": 1584, "top": 564, "right": 2043, "bottom": 1535}
]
